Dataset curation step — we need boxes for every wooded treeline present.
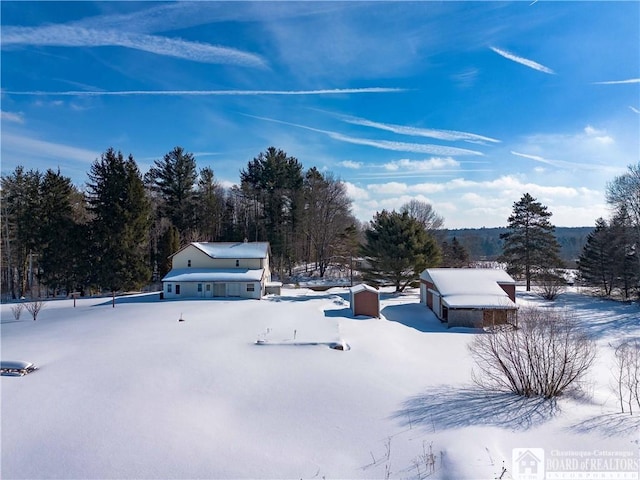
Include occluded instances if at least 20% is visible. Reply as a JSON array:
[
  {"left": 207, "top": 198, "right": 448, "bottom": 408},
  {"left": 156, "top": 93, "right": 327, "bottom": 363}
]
[{"left": 1, "top": 146, "right": 361, "bottom": 299}]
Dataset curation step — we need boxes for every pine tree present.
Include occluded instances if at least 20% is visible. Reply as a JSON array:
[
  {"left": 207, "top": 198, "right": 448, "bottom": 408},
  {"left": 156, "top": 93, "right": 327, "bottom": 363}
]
[
  {"left": 0, "top": 167, "right": 42, "bottom": 298},
  {"left": 240, "top": 147, "right": 304, "bottom": 276},
  {"left": 361, "top": 210, "right": 441, "bottom": 292},
  {"left": 37, "top": 169, "right": 78, "bottom": 295},
  {"left": 441, "top": 236, "right": 469, "bottom": 267},
  {"left": 157, "top": 225, "right": 181, "bottom": 278},
  {"left": 145, "top": 146, "right": 198, "bottom": 236},
  {"left": 577, "top": 218, "right": 617, "bottom": 296},
  {"left": 499, "top": 193, "right": 563, "bottom": 291},
  {"left": 87, "top": 148, "right": 151, "bottom": 292},
  {"left": 196, "top": 167, "right": 225, "bottom": 241}
]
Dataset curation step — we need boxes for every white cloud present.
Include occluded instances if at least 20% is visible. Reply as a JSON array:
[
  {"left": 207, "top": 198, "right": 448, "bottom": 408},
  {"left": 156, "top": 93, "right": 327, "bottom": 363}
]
[
  {"left": 584, "top": 125, "right": 614, "bottom": 145},
  {"left": 343, "top": 182, "right": 369, "bottom": 201},
  {"left": 341, "top": 115, "right": 500, "bottom": 144},
  {"left": 2, "top": 132, "right": 99, "bottom": 164},
  {"left": 490, "top": 46, "right": 555, "bottom": 74},
  {"left": 367, "top": 182, "right": 408, "bottom": 195},
  {"left": 593, "top": 78, "right": 640, "bottom": 85},
  {"left": 6, "top": 87, "right": 405, "bottom": 97},
  {"left": 383, "top": 157, "right": 459, "bottom": 171},
  {"left": 328, "top": 132, "right": 483, "bottom": 156},
  {"left": 338, "top": 160, "right": 363, "bottom": 169},
  {"left": 1, "top": 111, "right": 24, "bottom": 124},
  {"left": 2, "top": 25, "right": 265, "bottom": 67},
  {"left": 630, "top": 106, "right": 640, "bottom": 114}
]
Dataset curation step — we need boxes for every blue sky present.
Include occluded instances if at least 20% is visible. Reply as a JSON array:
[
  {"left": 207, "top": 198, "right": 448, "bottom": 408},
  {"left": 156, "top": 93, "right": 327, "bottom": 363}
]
[{"left": 1, "top": 1, "right": 638, "bottom": 228}]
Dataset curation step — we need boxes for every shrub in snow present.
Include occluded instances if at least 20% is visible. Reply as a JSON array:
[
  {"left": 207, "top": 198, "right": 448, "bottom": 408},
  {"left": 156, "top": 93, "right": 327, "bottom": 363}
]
[
  {"left": 25, "top": 300, "right": 45, "bottom": 321},
  {"left": 612, "top": 339, "right": 640, "bottom": 414},
  {"left": 535, "top": 269, "right": 566, "bottom": 300},
  {"left": 469, "top": 307, "right": 596, "bottom": 399},
  {"left": 11, "top": 303, "right": 24, "bottom": 320}
]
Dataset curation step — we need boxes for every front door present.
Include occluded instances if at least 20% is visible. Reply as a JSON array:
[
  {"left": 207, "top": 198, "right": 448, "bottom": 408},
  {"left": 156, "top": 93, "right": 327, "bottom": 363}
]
[
  {"left": 213, "top": 283, "right": 226, "bottom": 297},
  {"left": 227, "top": 283, "right": 241, "bottom": 297},
  {"left": 205, "top": 283, "right": 213, "bottom": 298}
]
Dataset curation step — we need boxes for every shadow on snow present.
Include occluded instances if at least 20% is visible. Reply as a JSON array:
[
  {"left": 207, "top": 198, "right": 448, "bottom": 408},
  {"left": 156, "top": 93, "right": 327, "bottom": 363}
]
[{"left": 393, "top": 386, "right": 560, "bottom": 431}]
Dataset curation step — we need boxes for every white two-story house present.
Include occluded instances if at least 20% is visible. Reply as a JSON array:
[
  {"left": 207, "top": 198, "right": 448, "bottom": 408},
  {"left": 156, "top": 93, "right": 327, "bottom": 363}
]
[{"left": 161, "top": 242, "right": 272, "bottom": 299}]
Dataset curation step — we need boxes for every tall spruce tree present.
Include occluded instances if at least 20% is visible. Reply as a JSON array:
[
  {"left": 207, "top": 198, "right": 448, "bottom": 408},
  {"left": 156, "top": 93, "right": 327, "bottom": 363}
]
[
  {"left": 240, "top": 147, "right": 304, "bottom": 275},
  {"left": 87, "top": 148, "right": 151, "bottom": 292},
  {"left": 361, "top": 210, "right": 441, "bottom": 292},
  {"left": 146, "top": 146, "right": 198, "bottom": 236},
  {"left": 37, "top": 169, "right": 78, "bottom": 295},
  {"left": 577, "top": 218, "right": 617, "bottom": 296},
  {"left": 499, "top": 193, "right": 563, "bottom": 291},
  {"left": 196, "top": 167, "right": 225, "bottom": 241}
]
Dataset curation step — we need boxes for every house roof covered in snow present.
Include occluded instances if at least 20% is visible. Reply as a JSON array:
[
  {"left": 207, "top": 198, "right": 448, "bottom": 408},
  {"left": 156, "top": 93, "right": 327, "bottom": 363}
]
[
  {"left": 161, "top": 268, "right": 264, "bottom": 283},
  {"left": 350, "top": 284, "right": 378, "bottom": 294},
  {"left": 173, "top": 242, "right": 270, "bottom": 259},
  {"left": 421, "top": 268, "right": 516, "bottom": 309}
]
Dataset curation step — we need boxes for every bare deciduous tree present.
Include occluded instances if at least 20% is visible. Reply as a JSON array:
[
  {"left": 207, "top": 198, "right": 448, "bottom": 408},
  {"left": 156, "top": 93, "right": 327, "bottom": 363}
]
[
  {"left": 469, "top": 307, "right": 596, "bottom": 398},
  {"left": 400, "top": 199, "right": 444, "bottom": 233},
  {"left": 612, "top": 339, "right": 640, "bottom": 414},
  {"left": 25, "top": 299, "right": 45, "bottom": 321}
]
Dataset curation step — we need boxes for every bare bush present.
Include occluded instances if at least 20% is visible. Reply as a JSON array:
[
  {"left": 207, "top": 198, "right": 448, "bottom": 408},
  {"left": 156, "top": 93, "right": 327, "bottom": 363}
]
[
  {"left": 24, "top": 299, "right": 45, "bottom": 321},
  {"left": 469, "top": 307, "right": 596, "bottom": 398},
  {"left": 535, "top": 269, "right": 566, "bottom": 300},
  {"left": 11, "top": 303, "right": 24, "bottom": 320},
  {"left": 612, "top": 339, "right": 640, "bottom": 414}
]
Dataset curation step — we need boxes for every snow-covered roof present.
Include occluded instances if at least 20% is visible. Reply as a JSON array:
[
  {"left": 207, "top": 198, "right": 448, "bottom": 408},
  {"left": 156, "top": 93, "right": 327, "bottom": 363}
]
[
  {"left": 161, "top": 268, "right": 264, "bottom": 283},
  {"left": 422, "top": 268, "right": 516, "bottom": 309},
  {"left": 350, "top": 283, "right": 378, "bottom": 294},
  {"left": 184, "top": 242, "right": 270, "bottom": 259}
]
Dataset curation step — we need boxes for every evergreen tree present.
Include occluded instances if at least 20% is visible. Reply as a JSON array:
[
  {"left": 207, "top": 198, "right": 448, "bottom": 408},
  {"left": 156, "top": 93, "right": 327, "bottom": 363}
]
[
  {"left": 157, "top": 225, "right": 181, "bottom": 278},
  {"left": 610, "top": 207, "right": 638, "bottom": 300},
  {"left": 577, "top": 218, "right": 617, "bottom": 296},
  {"left": 361, "top": 210, "right": 441, "bottom": 292},
  {"left": 240, "top": 147, "right": 304, "bottom": 276},
  {"left": 441, "top": 236, "right": 469, "bottom": 267},
  {"left": 499, "top": 193, "right": 563, "bottom": 291},
  {"left": 196, "top": 167, "right": 225, "bottom": 241},
  {"left": 87, "top": 148, "right": 151, "bottom": 292},
  {"left": 0, "top": 167, "right": 42, "bottom": 298},
  {"left": 145, "top": 146, "right": 198, "bottom": 236},
  {"left": 37, "top": 169, "right": 78, "bottom": 294}
]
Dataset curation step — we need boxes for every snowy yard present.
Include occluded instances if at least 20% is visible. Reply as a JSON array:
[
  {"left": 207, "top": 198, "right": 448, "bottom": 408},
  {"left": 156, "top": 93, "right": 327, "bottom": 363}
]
[{"left": 1, "top": 287, "right": 639, "bottom": 479}]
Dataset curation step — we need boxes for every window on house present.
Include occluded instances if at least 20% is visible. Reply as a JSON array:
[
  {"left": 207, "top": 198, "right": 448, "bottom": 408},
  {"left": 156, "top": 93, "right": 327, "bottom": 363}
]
[
  {"left": 187, "top": 260, "right": 191, "bottom": 267},
  {"left": 167, "top": 284, "right": 172, "bottom": 293},
  {"left": 175, "top": 284, "right": 181, "bottom": 295},
  {"left": 247, "top": 283, "right": 255, "bottom": 292},
  {"left": 236, "top": 259, "right": 240, "bottom": 267},
  {"left": 206, "top": 284, "right": 211, "bottom": 291},
  {"left": 197, "top": 283, "right": 202, "bottom": 292}
]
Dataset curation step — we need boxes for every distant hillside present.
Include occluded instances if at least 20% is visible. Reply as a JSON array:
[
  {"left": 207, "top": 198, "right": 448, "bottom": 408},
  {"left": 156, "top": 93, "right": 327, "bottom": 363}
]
[{"left": 443, "top": 226, "right": 594, "bottom": 265}]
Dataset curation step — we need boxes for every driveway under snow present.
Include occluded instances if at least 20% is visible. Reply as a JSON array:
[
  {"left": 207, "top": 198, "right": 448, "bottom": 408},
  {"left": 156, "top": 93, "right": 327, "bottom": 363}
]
[{"left": 1, "top": 287, "right": 638, "bottom": 479}]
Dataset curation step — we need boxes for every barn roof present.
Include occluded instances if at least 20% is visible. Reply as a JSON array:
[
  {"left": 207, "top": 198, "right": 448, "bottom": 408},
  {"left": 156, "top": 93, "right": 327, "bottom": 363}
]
[
  {"left": 421, "top": 268, "right": 516, "bottom": 309},
  {"left": 173, "top": 242, "right": 270, "bottom": 259},
  {"left": 161, "top": 268, "right": 264, "bottom": 283}
]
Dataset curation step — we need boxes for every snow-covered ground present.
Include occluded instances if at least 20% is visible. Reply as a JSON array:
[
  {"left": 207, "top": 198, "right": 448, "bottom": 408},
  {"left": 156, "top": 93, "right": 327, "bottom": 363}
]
[{"left": 1, "top": 287, "right": 639, "bottom": 479}]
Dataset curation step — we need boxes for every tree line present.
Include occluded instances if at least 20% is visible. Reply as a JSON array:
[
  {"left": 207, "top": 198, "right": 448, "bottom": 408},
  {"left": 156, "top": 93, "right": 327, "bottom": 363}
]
[
  {"left": 2, "top": 142, "right": 636, "bottom": 301},
  {"left": 1, "top": 146, "right": 363, "bottom": 298}
]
